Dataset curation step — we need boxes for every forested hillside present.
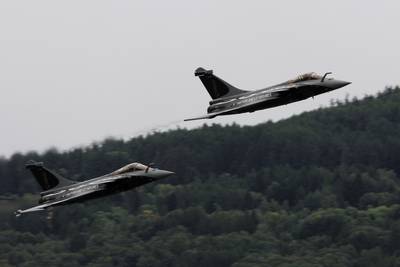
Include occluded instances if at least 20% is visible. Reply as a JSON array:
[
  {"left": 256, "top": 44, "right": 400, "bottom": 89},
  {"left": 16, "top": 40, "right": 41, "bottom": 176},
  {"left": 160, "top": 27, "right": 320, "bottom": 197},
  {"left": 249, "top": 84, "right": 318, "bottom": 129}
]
[{"left": 1, "top": 87, "right": 400, "bottom": 267}]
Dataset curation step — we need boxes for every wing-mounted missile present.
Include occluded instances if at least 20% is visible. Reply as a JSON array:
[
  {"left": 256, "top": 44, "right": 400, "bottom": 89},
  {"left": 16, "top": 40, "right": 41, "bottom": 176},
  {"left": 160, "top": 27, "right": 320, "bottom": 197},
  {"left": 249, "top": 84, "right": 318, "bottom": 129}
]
[{"left": 184, "top": 114, "right": 217, "bottom": 121}]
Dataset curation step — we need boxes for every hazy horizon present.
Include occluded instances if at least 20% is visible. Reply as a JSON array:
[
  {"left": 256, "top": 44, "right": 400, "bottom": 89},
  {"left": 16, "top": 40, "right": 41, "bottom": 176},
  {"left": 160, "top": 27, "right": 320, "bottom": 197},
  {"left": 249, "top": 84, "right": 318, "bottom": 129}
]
[{"left": 1, "top": 0, "right": 399, "bottom": 157}]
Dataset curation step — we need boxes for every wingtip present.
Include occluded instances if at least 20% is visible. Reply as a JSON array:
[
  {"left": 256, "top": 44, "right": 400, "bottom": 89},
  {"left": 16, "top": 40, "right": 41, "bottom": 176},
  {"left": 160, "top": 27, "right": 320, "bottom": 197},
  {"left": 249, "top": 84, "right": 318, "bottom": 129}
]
[
  {"left": 184, "top": 117, "right": 211, "bottom": 121},
  {"left": 184, "top": 113, "right": 217, "bottom": 121}
]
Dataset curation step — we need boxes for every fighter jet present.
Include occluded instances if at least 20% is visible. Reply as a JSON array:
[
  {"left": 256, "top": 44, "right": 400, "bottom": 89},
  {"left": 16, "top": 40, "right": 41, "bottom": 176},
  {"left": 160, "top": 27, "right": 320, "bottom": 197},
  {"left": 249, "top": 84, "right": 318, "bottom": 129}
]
[
  {"left": 15, "top": 161, "right": 174, "bottom": 216},
  {"left": 185, "top": 67, "right": 351, "bottom": 121}
]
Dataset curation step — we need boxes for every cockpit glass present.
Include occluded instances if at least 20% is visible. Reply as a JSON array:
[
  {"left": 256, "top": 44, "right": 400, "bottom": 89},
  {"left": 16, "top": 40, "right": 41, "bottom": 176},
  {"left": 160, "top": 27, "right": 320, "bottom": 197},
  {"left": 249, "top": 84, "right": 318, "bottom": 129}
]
[
  {"left": 286, "top": 72, "right": 322, "bottom": 83},
  {"left": 111, "top": 163, "right": 148, "bottom": 175}
]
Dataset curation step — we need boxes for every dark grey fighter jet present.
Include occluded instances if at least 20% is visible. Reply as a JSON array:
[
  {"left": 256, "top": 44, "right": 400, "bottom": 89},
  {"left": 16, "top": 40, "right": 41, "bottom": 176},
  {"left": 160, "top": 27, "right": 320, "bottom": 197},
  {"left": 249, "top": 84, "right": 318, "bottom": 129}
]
[
  {"left": 185, "top": 68, "right": 351, "bottom": 121},
  {"left": 15, "top": 161, "right": 174, "bottom": 216}
]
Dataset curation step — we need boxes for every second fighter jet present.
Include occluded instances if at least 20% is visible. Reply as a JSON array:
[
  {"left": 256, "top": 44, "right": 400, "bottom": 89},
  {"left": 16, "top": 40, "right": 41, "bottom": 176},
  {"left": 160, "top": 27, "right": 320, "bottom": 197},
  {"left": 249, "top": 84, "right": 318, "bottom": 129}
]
[
  {"left": 15, "top": 161, "right": 174, "bottom": 216},
  {"left": 185, "top": 67, "right": 351, "bottom": 121}
]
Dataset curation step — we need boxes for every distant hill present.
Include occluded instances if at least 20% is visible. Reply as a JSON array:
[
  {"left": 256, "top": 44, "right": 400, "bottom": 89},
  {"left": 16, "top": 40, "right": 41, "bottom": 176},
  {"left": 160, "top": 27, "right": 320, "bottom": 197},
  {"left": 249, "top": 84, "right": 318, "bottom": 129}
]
[{"left": 1, "top": 87, "right": 400, "bottom": 267}]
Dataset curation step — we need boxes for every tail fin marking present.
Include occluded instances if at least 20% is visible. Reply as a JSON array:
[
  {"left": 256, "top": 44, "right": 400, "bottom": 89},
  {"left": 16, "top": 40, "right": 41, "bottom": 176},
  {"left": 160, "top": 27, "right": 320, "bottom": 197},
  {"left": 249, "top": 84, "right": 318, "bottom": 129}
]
[
  {"left": 195, "top": 67, "right": 248, "bottom": 99},
  {"left": 25, "top": 160, "right": 75, "bottom": 191}
]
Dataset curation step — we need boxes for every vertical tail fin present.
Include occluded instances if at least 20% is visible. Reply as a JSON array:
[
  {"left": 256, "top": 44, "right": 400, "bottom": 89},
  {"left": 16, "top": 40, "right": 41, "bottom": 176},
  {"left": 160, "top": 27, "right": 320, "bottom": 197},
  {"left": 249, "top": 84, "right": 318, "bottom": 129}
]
[
  {"left": 26, "top": 160, "right": 75, "bottom": 191},
  {"left": 195, "top": 67, "right": 248, "bottom": 99}
]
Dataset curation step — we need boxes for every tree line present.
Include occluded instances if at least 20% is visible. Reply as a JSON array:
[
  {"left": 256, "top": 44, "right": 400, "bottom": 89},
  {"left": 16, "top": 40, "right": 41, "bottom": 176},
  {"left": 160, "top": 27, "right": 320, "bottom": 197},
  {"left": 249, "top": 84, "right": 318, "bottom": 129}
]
[{"left": 1, "top": 87, "right": 400, "bottom": 266}]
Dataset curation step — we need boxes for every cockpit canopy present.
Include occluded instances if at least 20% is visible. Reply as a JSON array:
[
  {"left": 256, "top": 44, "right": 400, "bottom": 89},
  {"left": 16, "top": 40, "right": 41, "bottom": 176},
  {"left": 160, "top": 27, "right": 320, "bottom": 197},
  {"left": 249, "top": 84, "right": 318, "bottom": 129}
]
[
  {"left": 286, "top": 72, "right": 322, "bottom": 83},
  {"left": 111, "top": 162, "right": 148, "bottom": 175}
]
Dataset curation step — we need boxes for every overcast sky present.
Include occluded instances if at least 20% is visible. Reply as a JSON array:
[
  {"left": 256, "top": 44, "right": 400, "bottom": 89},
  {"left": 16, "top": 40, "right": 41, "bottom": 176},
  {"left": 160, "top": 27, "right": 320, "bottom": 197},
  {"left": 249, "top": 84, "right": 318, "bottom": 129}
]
[{"left": 0, "top": 0, "right": 399, "bottom": 157}]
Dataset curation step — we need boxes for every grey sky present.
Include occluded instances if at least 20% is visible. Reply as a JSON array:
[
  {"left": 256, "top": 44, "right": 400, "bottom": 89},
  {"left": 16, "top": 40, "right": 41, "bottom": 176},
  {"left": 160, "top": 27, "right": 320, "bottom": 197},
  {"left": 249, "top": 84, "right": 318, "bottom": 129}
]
[{"left": 0, "top": 0, "right": 399, "bottom": 157}]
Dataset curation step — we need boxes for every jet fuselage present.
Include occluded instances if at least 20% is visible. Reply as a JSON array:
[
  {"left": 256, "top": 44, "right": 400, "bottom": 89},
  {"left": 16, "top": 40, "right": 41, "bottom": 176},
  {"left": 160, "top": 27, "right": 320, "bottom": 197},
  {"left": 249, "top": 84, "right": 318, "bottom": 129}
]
[
  {"left": 15, "top": 162, "right": 174, "bottom": 216},
  {"left": 208, "top": 79, "right": 350, "bottom": 116},
  {"left": 38, "top": 172, "right": 157, "bottom": 205},
  {"left": 185, "top": 68, "right": 351, "bottom": 121}
]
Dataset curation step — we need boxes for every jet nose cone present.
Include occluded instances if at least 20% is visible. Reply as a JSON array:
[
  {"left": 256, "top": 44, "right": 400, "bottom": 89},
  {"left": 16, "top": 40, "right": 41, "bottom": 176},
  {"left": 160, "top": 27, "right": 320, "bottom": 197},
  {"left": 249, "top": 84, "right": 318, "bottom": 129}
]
[
  {"left": 151, "top": 169, "right": 175, "bottom": 179},
  {"left": 337, "top": 80, "right": 351, "bottom": 88},
  {"left": 326, "top": 80, "right": 351, "bottom": 90}
]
